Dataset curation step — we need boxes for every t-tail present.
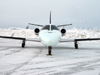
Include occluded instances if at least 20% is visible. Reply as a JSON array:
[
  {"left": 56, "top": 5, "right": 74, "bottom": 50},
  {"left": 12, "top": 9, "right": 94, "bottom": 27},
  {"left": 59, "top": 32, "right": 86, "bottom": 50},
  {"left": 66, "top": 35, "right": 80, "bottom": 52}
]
[{"left": 28, "top": 11, "right": 72, "bottom": 27}]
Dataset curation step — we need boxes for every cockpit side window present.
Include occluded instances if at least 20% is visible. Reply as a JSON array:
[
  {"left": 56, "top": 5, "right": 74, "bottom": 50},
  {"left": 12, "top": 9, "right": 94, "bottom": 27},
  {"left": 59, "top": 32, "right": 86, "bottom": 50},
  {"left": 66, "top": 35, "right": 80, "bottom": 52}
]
[
  {"left": 41, "top": 25, "right": 50, "bottom": 30},
  {"left": 51, "top": 25, "right": 59, "bottom": 30}
]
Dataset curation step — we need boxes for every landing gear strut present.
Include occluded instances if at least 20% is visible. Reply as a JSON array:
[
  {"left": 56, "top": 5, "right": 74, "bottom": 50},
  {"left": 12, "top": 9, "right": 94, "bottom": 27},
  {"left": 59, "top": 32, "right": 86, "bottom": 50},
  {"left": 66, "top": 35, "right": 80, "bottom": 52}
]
[
  {"left": 22, "top": 40, "right": 25, "bottom": 48},
  {"left": 47, "top": 46, "right": 52, "bottom": 55},
  {"left": 74, "top": 41, "right": 78, "bottom": 49}
]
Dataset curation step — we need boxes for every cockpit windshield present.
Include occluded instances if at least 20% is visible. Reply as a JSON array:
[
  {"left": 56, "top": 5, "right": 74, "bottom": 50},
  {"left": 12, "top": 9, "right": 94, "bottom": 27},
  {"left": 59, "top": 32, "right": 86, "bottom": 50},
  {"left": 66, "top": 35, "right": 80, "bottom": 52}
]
[
  {"left": 51, "top": 25, "right": 59, "bottom": 30},
  {"left": 41, "top": 25, "right": 50, "bottom": 30},
  {"left": 42, "top": 25, "right": 59, "bottom": 30}
]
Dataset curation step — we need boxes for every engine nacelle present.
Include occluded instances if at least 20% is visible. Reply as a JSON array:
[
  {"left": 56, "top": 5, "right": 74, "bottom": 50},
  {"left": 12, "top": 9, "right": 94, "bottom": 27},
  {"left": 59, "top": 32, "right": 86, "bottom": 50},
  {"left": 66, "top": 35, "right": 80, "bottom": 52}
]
[
  {"left": 61, "top": 29, "right": 66, "bottom": 33},
  {"left": 61, "top": 29, "right": 66, "bottom": 36},
  {"left": 34, "top": 28, "right": 40, "bottom": 35}
]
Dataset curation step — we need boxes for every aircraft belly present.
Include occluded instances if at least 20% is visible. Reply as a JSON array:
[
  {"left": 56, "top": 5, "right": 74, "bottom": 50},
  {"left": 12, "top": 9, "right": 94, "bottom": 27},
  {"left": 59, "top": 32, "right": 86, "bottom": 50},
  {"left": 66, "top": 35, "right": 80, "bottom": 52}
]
[{"left": 41, "top": 39, "right": 59, "bottom": 47}]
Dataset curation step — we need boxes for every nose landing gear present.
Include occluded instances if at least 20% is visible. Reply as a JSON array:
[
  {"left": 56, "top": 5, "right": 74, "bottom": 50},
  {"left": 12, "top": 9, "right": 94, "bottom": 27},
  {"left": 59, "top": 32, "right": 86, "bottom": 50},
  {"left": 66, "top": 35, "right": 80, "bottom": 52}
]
[{"left": 47, "top": 46, "right": 52, "bottom": 55}]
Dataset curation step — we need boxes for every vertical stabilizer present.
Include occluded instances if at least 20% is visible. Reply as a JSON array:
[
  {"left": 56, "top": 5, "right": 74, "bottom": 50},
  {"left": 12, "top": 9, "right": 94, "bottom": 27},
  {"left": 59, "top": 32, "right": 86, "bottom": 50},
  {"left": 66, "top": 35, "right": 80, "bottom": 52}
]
[{"left": 50, "top": 11, "right": 51, "bottom": 24}]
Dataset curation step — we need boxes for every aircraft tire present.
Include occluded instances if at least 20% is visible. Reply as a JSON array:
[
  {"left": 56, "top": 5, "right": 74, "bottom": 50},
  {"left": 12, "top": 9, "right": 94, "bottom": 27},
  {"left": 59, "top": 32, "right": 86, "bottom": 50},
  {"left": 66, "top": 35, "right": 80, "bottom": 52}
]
[
  {"left": 48, "top": 46, "right": 52, "bottom": 55},
  {"left": 75, "top": 43, "right": 78, "bottom": 49},
  {"left": 22, "top": 42, "right": 25, "bottom": 48},
  {"left": 49, "top": 49, "right": 51, "bottom": 55}
]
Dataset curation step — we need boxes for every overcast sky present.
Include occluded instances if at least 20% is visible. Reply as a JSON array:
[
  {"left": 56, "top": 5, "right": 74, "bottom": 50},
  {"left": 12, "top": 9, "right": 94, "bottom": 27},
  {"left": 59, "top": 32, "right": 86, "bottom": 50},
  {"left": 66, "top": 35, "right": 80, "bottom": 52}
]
[{"left": 0, "top": 0, "right": 100, "bottom": 29}]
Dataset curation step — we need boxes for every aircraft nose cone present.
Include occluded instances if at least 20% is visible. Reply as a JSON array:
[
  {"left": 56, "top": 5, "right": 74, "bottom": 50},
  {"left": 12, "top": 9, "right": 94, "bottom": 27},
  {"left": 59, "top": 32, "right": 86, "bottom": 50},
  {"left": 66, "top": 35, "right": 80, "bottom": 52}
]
[
  {"left": 39, "top": 30, "right": 61, "bottom": 47},
  {"left": 48, "top": 40, "right": 52, "bottom": 44}
]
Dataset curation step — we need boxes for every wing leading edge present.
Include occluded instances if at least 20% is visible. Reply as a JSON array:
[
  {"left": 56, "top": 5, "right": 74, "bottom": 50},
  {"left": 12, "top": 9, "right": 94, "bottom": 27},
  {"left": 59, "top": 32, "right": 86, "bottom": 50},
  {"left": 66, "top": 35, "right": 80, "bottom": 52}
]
[
  {"left": 0, "top": 36, "right": 25, "bottom": 40},
  {"left": 75, "top": 38, "right": 100, "bottom": 41},
  {"left": 0, "top": 36, "right": 41, "bottom": 42},
  {"left": 60, "top": 38, "right": 100, "bottom": 42}
]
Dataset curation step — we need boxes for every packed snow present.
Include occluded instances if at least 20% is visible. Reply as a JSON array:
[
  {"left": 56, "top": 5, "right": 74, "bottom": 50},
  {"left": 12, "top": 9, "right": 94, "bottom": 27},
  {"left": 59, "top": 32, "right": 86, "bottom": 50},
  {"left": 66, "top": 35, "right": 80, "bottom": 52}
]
[{"left": 0, "top": 28, "right": 100, "bottom": 75}]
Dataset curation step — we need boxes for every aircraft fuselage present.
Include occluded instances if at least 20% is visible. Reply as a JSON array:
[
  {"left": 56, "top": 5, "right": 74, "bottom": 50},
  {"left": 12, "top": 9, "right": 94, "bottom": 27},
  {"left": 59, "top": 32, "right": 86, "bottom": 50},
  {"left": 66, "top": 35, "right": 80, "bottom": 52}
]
[{"left": 39, "top": 26, "right": 61, "bottom": 47}]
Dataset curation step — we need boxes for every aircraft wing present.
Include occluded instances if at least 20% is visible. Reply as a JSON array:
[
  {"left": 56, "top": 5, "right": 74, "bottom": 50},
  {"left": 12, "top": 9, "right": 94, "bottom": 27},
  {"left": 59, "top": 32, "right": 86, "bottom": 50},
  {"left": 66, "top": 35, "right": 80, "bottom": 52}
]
[
  {"left": 0, "top": 36, "right": 25, "bottom": 40},
  {"left": 0, "top": 36, "right": 41, "bottom": 42},
  {"left": 60, "top": 39, "right": 74, "bottom": 42},
  {"left": 75, "top": 38, "right": 100, "bottom": 41},
  {"left": 26, "top": 38, "right": 41, "bottom": 42},
  {"left": 60, "top": 38, "right": 100, "bottom": 42}
]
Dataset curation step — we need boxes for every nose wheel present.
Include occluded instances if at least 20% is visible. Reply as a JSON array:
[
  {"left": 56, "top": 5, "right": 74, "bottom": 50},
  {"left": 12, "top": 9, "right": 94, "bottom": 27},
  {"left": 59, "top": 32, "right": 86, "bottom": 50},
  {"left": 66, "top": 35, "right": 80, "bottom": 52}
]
[{"left": 47, "top": 46, "right": 52, "bottom": 55}]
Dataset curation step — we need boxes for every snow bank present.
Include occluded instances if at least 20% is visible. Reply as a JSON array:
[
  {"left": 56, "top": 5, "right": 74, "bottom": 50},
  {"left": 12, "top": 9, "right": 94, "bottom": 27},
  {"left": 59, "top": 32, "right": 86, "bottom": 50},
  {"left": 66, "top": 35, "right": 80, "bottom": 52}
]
[
  {"left": 0, "top": 28, "right": 100, "bottom": 38},
  {"left": 0, "top": 28, "right": 37, "bottom": 38}
]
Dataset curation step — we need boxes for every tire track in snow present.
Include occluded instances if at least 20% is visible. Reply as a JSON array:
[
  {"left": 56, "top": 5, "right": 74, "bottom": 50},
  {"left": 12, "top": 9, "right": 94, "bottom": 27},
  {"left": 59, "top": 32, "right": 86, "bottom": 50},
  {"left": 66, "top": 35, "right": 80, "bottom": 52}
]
[
  {"left": 0, "top": 48, "right": 10, "bottom": 51},
  {"left": 1, "top": 48, "right": 43, "bottom": 75},
  {"left": 18, "top": 58, "right": 100, "bottom": 75},
  {"left": 49, "top": 59, "right": 100, "bottom": 75},
  {"left": 0, "top": 48, "right": 23, "bottom": 58},
  {"left": 11, "top": 49, "right": 100, "bottom": 75},
  {"left": 50, "top": 64, "right": 100, "bottom": 75}
]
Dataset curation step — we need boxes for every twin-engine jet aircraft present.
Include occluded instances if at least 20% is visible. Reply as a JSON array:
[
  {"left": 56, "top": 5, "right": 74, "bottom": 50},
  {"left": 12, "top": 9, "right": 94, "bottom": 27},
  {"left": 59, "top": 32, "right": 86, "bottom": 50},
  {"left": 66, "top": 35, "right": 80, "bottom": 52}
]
[{"left": 0, "top": 12, "right": 100, "bottom": 55}]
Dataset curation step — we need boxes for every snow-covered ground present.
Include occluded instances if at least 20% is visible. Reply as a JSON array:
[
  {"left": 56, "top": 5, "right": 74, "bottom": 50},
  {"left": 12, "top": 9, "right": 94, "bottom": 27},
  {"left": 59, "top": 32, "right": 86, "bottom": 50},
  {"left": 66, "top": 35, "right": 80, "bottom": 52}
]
[{"left": 0, "top": 28, "right": 100, "bottom": 75}]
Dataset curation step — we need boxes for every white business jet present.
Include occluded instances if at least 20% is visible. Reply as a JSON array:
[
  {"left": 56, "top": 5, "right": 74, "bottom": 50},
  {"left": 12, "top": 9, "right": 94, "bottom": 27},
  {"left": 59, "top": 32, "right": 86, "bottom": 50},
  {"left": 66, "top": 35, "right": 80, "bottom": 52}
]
[{"left": 0, "top": 11, "right": 100, "bottom": 55}]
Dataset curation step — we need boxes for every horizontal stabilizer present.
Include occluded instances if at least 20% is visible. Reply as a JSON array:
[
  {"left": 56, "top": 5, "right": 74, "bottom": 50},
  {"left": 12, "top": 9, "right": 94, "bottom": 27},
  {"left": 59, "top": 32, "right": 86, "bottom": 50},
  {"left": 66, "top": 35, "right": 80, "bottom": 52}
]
[
  {"left": 28, "top": 23, "right": 44, "bottom": 27},
  {"left": 57, "top": 24, "right": 72, "bottom": 27}
]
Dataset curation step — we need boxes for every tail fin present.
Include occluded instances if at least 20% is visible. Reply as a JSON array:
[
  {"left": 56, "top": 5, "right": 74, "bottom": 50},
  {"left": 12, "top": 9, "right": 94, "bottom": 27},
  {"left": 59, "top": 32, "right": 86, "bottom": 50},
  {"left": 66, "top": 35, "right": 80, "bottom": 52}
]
[{"left": 50, "top": 11, "right": 51, "bottom": 24}]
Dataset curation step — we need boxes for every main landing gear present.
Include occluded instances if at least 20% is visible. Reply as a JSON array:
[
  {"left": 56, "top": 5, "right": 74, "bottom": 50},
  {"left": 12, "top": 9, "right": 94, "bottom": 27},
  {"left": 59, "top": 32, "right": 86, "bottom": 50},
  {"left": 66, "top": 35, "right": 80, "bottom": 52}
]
[
  {"left": 74, "top": 41, "right": 78, "bottom": 49},
  {"left": 47, "top": 46, "right": 52, "bottom": 55},
  {"left": 22, "top": 40, "right": 25, "bottom": 48}
]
